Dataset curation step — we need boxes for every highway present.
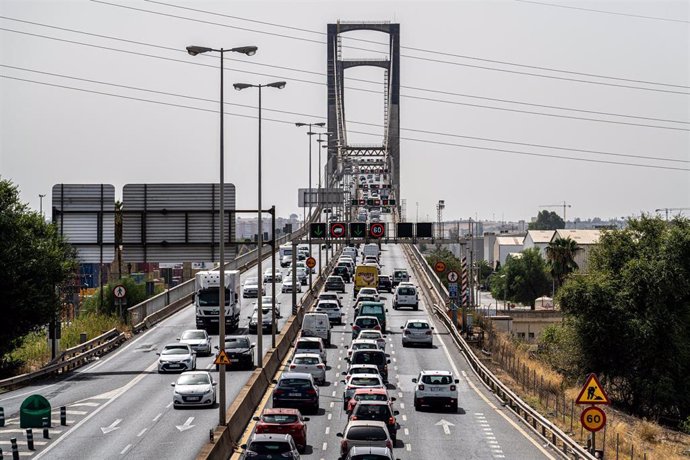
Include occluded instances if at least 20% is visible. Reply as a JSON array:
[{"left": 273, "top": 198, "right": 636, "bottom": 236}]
[
  {"left": 0, "top": 249, "right": 329, "bottom": 460},
  {"left": 235, "top": 243, "right": 559, "bottom": 460}
]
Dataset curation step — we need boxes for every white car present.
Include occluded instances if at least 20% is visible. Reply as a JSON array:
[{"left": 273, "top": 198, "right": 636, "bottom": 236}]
[
  {"left": 289, "top": 353, "right": 326, "bottom": 385},
  {"left": 281, "top": 278, "right": 301, "bottom": 293},
  {"left": 357, "top": 288, "right": 380, "bottom": 302},
  {"left": 341, "top": 374, "right": 386, "bottom": 410},
  {"left": 263, "top": 269, "right": 283, "bottom": 283},
  {"left": 401, "top": 319, "right": 434, "bottom": 347},
  {"left": 315, "top": 300, "right": 343, "bottom": 324},
  {"left": 412, "top": 370, "right": 459, "bottom": 412},
  {"left": 157, "top": 344, "right": 196, "bottom": 373},
  {"left": 242, "top": 277, "right": 261, "bottom": 298},
  {"left": 392, "top": 284, "right": 419, "bottom": 310},
  {"left": 356, "top": 330, "right": 387, "bottom": 350},
  {"left": 294, "top": 337, "right": 327, "bottom": 364},
  {"left": 171, "top": 371, "right": 216, "bottom": 408},
  {"left": 177, "top": 329, "right": 212, "bottom": 356},
  {"left": 254, "top": 295, "right": 281, "bottom": 318},
  {"left": 340, "top": 364, "right": 381, "bottom": 383}
]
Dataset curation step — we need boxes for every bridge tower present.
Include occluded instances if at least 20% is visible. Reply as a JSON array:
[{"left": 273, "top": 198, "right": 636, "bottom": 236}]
[{"left": 326, "top": 22, "right": 401, "bottom": 214}]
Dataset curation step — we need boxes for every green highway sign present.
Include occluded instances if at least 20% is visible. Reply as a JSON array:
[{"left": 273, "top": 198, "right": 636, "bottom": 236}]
[
  {"left": 310, "top": 223, "right": 326, "bottom": 238},
  {"left": 349, "top": 222, "right": 366, "bottom": 238}
]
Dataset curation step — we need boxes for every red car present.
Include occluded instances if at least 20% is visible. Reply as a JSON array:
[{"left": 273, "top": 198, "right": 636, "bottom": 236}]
[
  {"left": 253, "top": 408, "right": 309, "bottom": 452},
  {"left": 346, "top": 387, "right": 396, "bottom": 413}
]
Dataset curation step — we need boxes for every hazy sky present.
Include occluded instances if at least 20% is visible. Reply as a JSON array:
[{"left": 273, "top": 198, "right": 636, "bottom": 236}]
[{"left": 1, "top": 0, "right": 688, "bottom": 223}]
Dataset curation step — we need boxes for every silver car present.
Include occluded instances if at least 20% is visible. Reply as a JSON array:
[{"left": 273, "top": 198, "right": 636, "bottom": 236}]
[
  {"left": 157, "top": 344, "right": 196, "bottom": 373},
  {"left": 171, "top": 371, "right": 216, "bottom": 408},
  {"left": 177, "top": 329, "right": 212, "bottom": 356},
  {"left": 344, "top": 445, "right": 395, "bottom": 460},
  {"left": 401, "top": 319, "right": 434, "bottom": 347},
  {"left": 289, "top": 353, "right": 326, "bottom": 385}
]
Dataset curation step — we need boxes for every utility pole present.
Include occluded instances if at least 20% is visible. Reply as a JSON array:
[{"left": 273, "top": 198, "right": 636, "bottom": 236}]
[
  {"left": 655, "top": 208, "right": 690, "bottom": 221},
  {"left": 39, "top": 194, "right": 46, "bottom": 217}
]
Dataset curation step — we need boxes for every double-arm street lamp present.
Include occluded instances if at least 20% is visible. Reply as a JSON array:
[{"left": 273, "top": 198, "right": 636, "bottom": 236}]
[
  {"left": 234, "top": 80, "right": 286, "bottom": 357},
  {"left": 296, "top": 122, "right": 326, "bottom": 288},
  {"left": 186, "top": 44, "right": 257, "bottom": 427}
]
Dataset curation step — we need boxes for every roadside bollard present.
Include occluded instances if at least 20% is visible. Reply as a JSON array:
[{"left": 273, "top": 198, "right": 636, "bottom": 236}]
[
  {"left": 60, "top": 406, "right": 67, "bottom": 426},
  {"left": 25, "top": 429, "right": 34, "bottom": 450},
  {"left": 1, "top": 446, "right": 4, "bottom": 459},
  {"left": 0, "top": 407, "right": 4, "bottom": 427},
  {"left": 79, "top": 333, "right": 87, "bottom": 344},
  {"left": 209, "top": 428, "right": 214, "bottom": 443},
  {"left": 42, "top": 417, "right": 49, "bottom": 439},
  {"left": 10, "top": 438, "right": 19, "bottom": 460}
]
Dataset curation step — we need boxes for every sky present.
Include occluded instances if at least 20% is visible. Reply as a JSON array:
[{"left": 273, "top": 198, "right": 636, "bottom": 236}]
[{"left": 1, "top": 0, "right": 688, "bottom": 223}]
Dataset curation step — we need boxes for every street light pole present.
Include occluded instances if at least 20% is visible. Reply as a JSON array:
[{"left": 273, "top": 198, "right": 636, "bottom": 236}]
[
  {"left": 186, "top": 43, "right": 257, "bottom": 427},
  {"left": 234, "top": 80, "right": 286, "bottom": 356},
  {"left": 296, "top": 122, "right": 326, "bottom": 289},
  {"left": 39, "top": 194, "right": 46, "bottom": 217}
]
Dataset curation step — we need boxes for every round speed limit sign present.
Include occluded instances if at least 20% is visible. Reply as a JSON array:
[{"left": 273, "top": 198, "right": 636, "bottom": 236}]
[{"left": 580, "top": 406, "right": 606, "bottom": 432}]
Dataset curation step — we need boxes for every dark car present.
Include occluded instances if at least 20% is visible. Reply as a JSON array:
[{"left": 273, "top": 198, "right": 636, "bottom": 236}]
[
  {"left": 325, "top": 276, "right": 346, "bottom": 293},
  {"left": 377, "top": 275, "right": 392, "bottom": 293},
  {"left": 350, "top": 400, "right": 400, "bottom": 442},
  {"left": 215, "top": 335, "right": 254, "bottom": 371},
  {"left": 272, "top": 372, "right": 320, "bottom": 414},
  {"left": 349, "top": 349, "right": 390, "bottom": 382},
  {"left": 253, "top": 408, "right": 309, "bottom": 452},
  {"left": 333, "top": 266, "right": 352, "bottom": 283}
]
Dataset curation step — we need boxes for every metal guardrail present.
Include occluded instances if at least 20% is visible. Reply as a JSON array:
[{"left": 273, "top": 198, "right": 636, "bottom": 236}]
[
  {"left": 403, "top": 244, "right": 595, "bottom": 460},
  {"left": 0, "top": 329, "right": 126, "bottom": 389}
]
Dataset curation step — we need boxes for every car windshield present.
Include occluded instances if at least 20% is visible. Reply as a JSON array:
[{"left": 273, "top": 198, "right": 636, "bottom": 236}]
[
  {"left": 181, "top": 331, "right": 206, "bottom": 340},
  {"left": 398, "top": 287, "right": 416, "bottom": 295},
  {"left": 346, "top": 426, "right": 387, "bottom": 441},
  {"left": 279, "top": 378, "right": 312, "bottom": 388},
  {"left": 294, "top": 356, "right": 320, "bottom": 365},
  {"left": 177, "top": 373, "right": 210, "bottom": 385},
  {"left": 161, "top": 346, "right": 189, "bottom": 355},
  {"left": 407, "top": 322, "right": 429, "bottom": 330},
  {"left": 249, "top": 441, "right": 291, "bottom": 454},
  {"left": 246, "top": 278, "right": 258, "bottom": 285},
  {"left": 350, "top": 377, "right": 381, "bottom": 386},
  {"left": 225, "top": 338, "right": 250, "bottom": 348},
  {"left": 262, "top": 414, "right": 298, "bottom": 424},
  {"left": 421, "top": 375, "right": 453, "bottom": 385}
]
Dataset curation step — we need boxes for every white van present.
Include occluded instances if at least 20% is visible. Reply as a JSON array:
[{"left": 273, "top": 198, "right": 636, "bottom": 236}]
[
  {"left": 302, "top": 313, "right": 331, "bottom": 346},
  {"left": 393, "top": 284, "right": 419, "bottom": 310},
  {"left": 362, "top": 244, "right": 380, "bottom": 261}
]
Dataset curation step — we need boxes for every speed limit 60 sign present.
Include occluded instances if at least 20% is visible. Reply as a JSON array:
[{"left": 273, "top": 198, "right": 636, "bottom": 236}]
[{"left": 580, "top": 406, "right": 606, "bottom": 432}]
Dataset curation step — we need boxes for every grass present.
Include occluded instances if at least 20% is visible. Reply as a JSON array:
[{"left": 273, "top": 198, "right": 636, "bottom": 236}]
[
  {"left": 8, "top": 314, "right": 128, "bottom": 374},
  {"left": 477, "top": 327, "right": 690, "bottom": 459}
]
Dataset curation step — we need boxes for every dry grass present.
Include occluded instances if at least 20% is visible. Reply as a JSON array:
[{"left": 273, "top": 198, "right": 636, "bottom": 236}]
[{"left": 474, "top": 329, "right": 690, "bottom": 459}]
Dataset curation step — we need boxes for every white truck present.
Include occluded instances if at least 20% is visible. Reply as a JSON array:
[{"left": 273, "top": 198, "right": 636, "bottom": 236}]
[
  {"left": 193, "top": 270, "right": 241, "bottom": 331},
  {"left": 279, "top": 243, "right": 293, "bottom": 267}
]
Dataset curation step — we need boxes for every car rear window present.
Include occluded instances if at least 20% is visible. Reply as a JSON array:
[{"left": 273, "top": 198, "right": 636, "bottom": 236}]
[
  {"left": 355, "top": 393, "right": 388, "bottom": 402},
  {"left": 294, "top": 356, "right": 320, "bottom": 365},
  {"left": 356, "top": 318, "right": 379, "bottom": 328},
  {"left": 317, "top": 302, "right": 338, "bottom": 309},
  {"left": 351, "top": 351, "right": 385, "bottom": 366},
  {"left": 354, "top": 404, "right": 390, "bottom": 419},
  {"left": 346, "top": 426, "right": 388, "bottom": 441},
  {"left": 353, "top": 343, "right": 378, "bottom": 351},
  {"left": 279, "top": 378, "right": 312, "bottom": 388},
  {"left": 262, "top": 414, "right": 298, "bottom": 424},
  {"left": 225, "top": 338, "right": 250, "bottom": 348},
  {"left": 359, "top": 332, "right": 379, "bottom": 339},
  {"left": 361, "top": 305, "right": 383, "bottom": 315},
  {"left": 351, "top": 454, "right": 390, "bottom": 460},
  {"left": 297, "top": 341, "right": 320, "bottom": 350},
  {"left": 397, "top": 287, "right": 416, "bottom": 295},
  {"left": 407, "top": 322, "right": 429, "bottom": 330},
  {"left": 249, "top": 441, "right": 291, "bottom": 454},
  {"left": 421, "top": 375, "right": 452, "bottom": 385},
  {"left": 350, "top": 376, "right": 382, "bottom": 386},
  {"left": 350, "top": 367, "right": 377, "bottom": 375}
]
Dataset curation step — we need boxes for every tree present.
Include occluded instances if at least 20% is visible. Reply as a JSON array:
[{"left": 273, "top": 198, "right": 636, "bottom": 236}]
[
  {"left": 529, "top": 210, "right": 565, "bottom": 230},
  {"left": 545, "top": 237, "right": 581, "bottom": 291},
  {"left": 491, "top": 248, "right": 551, "bottom": 309},
  {"left": 425, "top": 247, "right": 463, "bottom": 290},
  {"left": 557, "top": 216, "right": 690, "bottom": 421},
  {"left": 0, "top": 179, "right": 77, "bottom": 371}
]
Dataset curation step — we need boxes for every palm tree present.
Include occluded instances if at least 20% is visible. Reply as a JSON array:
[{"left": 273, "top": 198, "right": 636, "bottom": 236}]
[{"left": 545, "top": 237, "right": 581, "bottom": 291}]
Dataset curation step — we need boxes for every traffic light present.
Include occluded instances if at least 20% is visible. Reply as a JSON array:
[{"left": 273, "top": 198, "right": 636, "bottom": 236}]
[
  {"left": 416, "top": 222, "right": 433, "bottom": 238},
  {"left": 351, "top": 199, "right": 358, "bottom": 205},
  {"left": 309, "top": 223, "right": 326, "bottom": 238}
]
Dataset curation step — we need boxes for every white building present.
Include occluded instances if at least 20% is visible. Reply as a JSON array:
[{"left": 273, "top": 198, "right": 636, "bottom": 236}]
[
  {"left": 523, "top": 230, "right": 556, "bottom": 258},
  {"left": 551, "top": 229, "right": 602, "bottom": 273},
  {"left": 493, "top": 235, "right": 525, "bottom": 269}
]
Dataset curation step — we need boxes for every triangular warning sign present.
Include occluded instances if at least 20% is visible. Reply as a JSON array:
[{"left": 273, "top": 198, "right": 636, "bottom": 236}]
[
  {"left": 576, "top": 373, "right": 609, "bottom": 405},
  {"left": 214, "top": 349, "right": 231, "bottom": 366}
]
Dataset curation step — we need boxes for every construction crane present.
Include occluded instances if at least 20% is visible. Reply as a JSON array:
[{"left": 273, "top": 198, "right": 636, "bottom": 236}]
[
  {"left": 539, "top": 201, "right": 572, "bottom": 222},
  {"left": 655, "top": 207, "right": 690, "bottom": 220}
]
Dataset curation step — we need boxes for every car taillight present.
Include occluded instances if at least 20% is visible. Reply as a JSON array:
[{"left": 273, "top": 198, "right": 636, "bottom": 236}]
[
  {"left": 353, "top": 325, "right": 361, "bottom": 331},
  {"left": 290, "top": 364, "right": 296, "bottom": 369},
  {"left": 385, "top": 440, "right": 392, "bottom": 449},
  {"left": 273, "top": 389, "right": 285, "bottom": 395},
  {"left": 403, "top": 329, "right": 409, "bottom": 335},
  {"left": 418, "top": 384, "right": 425, "bottom": 390},
  {"left": 426, "top": 330, "right": 432, "bottom": 335},
  {"left": 388, "top": 416, "right": 395, "bottom": 425},
  {"left": 451, "top": 385, "right": 457, "bottom": 391},
  {"left": 351, "top": 416, "right": 358, "bottom": 420},
  {"left": 317, "top": 364, "right": 325, "bottom": 368},
  {"left": 375, "top": 325, "right": 381, "bottom": 330},
  {"left": 306, "top": 389, "right": 317, "bottom": 395}
]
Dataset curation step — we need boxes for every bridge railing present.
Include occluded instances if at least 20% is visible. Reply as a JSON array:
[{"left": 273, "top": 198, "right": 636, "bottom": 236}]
[{"left": 404, "top": 243, "right": 596, "bottom": 460}]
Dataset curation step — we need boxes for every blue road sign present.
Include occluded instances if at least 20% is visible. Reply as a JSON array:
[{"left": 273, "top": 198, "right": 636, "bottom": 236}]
[{"left": 448, "top": 282, "right": 458, "bottom": 298}]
